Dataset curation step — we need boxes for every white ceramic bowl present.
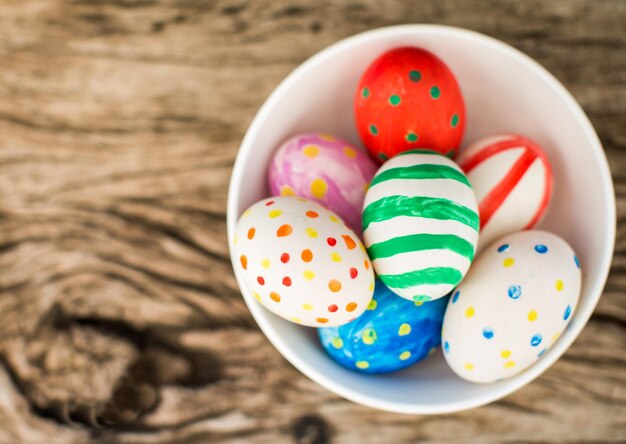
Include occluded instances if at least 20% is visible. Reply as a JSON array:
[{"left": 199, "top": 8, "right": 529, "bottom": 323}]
[{"left": 227, "top": 25, "right": 615, "bottom": 414}]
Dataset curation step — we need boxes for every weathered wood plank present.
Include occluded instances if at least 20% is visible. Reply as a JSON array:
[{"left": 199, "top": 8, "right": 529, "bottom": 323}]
[{"left": 0, "top": 0, "right": 624, "bottom": 443}]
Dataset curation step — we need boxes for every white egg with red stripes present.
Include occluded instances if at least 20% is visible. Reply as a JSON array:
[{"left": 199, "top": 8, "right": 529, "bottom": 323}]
[
  {"left": 457, "top": 134, "right": 553, "bottom": 252},
  {"left": 362, "top": 150, "right": 479, "bottom": 302}
]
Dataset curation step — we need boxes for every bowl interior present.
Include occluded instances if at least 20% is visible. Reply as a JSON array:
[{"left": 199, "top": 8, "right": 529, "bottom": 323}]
[{"left": 227, "top": 25, "right": 614, "bottom": 414}]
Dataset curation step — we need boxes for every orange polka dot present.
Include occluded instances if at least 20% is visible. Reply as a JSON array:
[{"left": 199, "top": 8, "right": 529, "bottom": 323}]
[
  {"left": 328, "top": 279, "right": 342, "bottom": 292},
  {"left": 306, "top": 210, "right": 319, "bottom": 218},
  {"left": 364, "top": 260, "right": 370, "bottom": 270},
  {"left": 277, "top": 224, "right": 293, "bottom": 237},
  {"left": 247, "top": 228, "right": 255, "bottom": 240},
  {"left": 342, "top": 235, "right": 356, "bottom": 250},
  {"left": 270, "top": 292, "right": 281, "bottom": 302},
  {"left": 346, "top": 302, "right": 357, "bottom": 312},
  {"left": 240, "top": 255, "right": 247, "bottom": 270},
  {"left": 316, "top": 317, "right": 329, "bottom": 324},
  {"left": 301, "top": 249, "right": 313, "bottom": 262}
]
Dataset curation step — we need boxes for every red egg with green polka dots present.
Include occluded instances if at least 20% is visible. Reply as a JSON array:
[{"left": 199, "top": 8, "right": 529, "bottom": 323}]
[{"left": 355, "top": 47, "right": 465, "bottom": 162}]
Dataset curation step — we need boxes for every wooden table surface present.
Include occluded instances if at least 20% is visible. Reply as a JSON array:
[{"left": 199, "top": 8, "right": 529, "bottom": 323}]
[{"left": 0, "top": 1, "right": 624, "bottom": 443}]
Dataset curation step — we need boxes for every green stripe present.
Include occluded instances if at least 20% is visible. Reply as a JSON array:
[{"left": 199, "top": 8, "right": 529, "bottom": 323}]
[
  {"left": 370, "top": 163, "right": 471, "bottom": 188},
  {"left": 362, "top": 196, "right": 479, "bottom": 231},
  {"left": 380, "top": 267, "right": 462, "bottom": 289},
  {"left": 367, "top": 233, "right": 475, "bottom": 261},
  {"left": 397, "top": 149, "right": 442, "bottom": 156}
]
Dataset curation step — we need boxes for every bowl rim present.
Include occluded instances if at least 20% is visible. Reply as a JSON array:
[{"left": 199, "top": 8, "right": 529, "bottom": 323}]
[{"left": 226, "top": 24, "right": 616, "bottom": 414}]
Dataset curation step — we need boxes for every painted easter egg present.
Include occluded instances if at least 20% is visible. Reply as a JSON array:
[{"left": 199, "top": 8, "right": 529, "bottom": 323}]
[
  {"left": 319, "top": 279, "right": 448, "bottom": 374},
  {"left": 457, "top": 134, "right": 553, "bottom": 251},
  {"left": 362, "top": 150, "right": 479, "bottom": 302},
  {"left": 442, "top": 230, "right": 582, "bottom": 383},
  {"left": 268, "top": 133, "right": 377, "bottom": 233},
  {"left": 354, "top": 47, "right": 465, "bottom": 163},
  {"left": 233, "top": 196, "right": 375, "bottom": 327}
]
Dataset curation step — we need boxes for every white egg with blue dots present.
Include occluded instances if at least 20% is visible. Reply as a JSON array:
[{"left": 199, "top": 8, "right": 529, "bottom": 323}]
[{"left": 442, "top": 230, "right": 581, "bottom": 383}]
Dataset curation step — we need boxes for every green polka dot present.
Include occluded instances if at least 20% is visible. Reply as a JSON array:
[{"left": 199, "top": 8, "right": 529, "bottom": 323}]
[
  {"left": 413, "top": 295, "right": 432, "bottom": 302},
  {"left": 362, "top": 328, "right": 377, "bottom": 345},
  {"left": 331, "top": 337, "right": 343, "bottom": 349},
  {"left": 451, "top": 113, "right": 459, "bottom": 127},
  {"left": 405, "top": 132, "right": 418, "bottom": 143},
  {"left": 378, "top": 152, "right": 388, "bottom": 161},
  {"left": 430, "top": 86, "right": 441, "bottom": 99},
  {"left": 369, "top": 124, "right": 379, "bottom": 136},
  {"left": 389, "top": 94, "right": 401, "bottom": 106},
  {"left": 362, "top": 87, "right": 370, "bottom": 98},
  {"left": 409, "top": 70, "right": 421, "bottom": 82}
]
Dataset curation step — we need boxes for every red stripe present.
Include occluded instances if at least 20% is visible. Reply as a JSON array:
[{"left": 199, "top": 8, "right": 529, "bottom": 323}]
[
  {"left": 459, "top": 135, "right": 530, "bottom": 173},
  {"left": 479, "top": 149, "right": 538, "bottom": 228}
]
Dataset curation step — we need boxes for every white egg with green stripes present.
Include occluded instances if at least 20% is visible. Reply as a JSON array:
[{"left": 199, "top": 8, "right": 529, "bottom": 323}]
[{"left": 362, "top": 150, "right": 480, "bottom": 302}]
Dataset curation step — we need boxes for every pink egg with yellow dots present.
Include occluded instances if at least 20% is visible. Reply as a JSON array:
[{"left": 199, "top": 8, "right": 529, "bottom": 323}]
[
  {"left": 268, "top": 133, "right": 377, "bottom": 234},
  {"left": 233, "top": 196, "right": 375, "bottom": 327}
]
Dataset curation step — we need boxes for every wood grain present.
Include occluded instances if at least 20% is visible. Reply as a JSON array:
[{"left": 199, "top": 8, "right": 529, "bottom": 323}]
[{"left": 0, "top": 0, "right": 625, "bottom": 442}]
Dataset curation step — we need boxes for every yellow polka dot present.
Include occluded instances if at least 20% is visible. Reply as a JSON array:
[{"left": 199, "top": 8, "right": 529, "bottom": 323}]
[
  {"left": 362, "top": 328, "right": 377, "bottom": 345},
  {"left": 301, "top": 144, "right": 320, "bottom": 158},
  {"left": 552, "top": 332, "right": 561, "bottom": 343},
  {"left": 398, "top": 323, "right": 411, "bottom": 336},
  {"left": 501, "top": 350, "right": 511, "bottom": 358},
  {"left": 528, "top": 310, "right": 538, "bottom": 322},
  {"left": 319, "top": 133, "right": 335, "bottom": 141},
  {"left": 504, "top": 361, "right": 516, "bottom": 368},
  {"left": 302, "top": 303, "right": 313, "bottom": 311},
  {"left": 464, "top": 363, "right": 474, "bottom": 371},
  {"left": 503, "top": 258, "right": 515, "bottom": 267},
  {"left": 332, "top": 337, "right": 343, "bottom": 349},
  {"left": 261, "top": 258, "right": 270, "bottom": 268},
  {"left": 253, "top": 292, "right": 261, "bottom": 302},
  {"left": 306, "top": 227, "right": 318, "bottom": 238},
  {"left": 303, "top": 270, "right": 315, "bottom": 280},
  {"left": 329, "top": 215, "right": 339, "bottom": 223},
  {"left": 310, "top": 178, "right": 328, "bottom": 199},
  {"left": 367, "top": 299, "right": 377, "bottom": 310},
  {"left": 268, "top": 209, "right": 282, "bottom": 218},
  {"left": 356, "top": 361, "right": 369, "bottom": 369},
  {"left": 414, "top": 301, "right": 423, "bottom": 306},
  {"left": 280, "top": 185, "right": 296, "bottom": 196},
  {"left": 342, "top": 146, "right": 357, "bottom": 159},
  {"left": 242, "top": 209, "right": 251, "bottom": 218},
  {"left": 290, "top": 317, "right": 302, "bottom": 323},
  {"left": 369, "top": 281, "right": 374, "bottom": 291},
  {"left": 399, "top": 351, "right": 411, "bottom": 361},
  {"left": 331, "top": 252, "right": 342, "bottom": 262},
  {"left": 465, "top": 307, "right": 475, "bottom": 318},
  {"left": 556, "top": 279, "right": 564, "bottom": 292}
]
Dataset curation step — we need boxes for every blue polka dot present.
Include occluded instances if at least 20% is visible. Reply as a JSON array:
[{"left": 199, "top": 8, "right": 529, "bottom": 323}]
[
  {"left": 508, "top": 285, "right": 522, "bottom": 300},
  {"left": 451, "top": 290, "right": 460, "bottom": 304},
  {"left": 530, "top": 334, "right": 543, "bottom": 347},
  {"left": 497, "top": 244, "right": 509, "bottom": 253},
  {"left": 574, "top": 255, "right": 580, "bottom": 269},
  {"left": 534, "top": 244, "right": 548, "bottom": 254},
  {"left": 564, "top": 305, "right": 572, "bottom": 321},
  {"left": 443, "top": 341, "right": 450, "bottom": 354},
  {"left": 538, "top": 348, "right": 547, "bottom": 357},
  {"left": 482, "top": 327, "right": 494, "bottom": 339}
]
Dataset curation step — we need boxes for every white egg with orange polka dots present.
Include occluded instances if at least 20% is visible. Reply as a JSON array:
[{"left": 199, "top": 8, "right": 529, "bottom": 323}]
[
  {"left": 233, "top": 196, "right": 375, "bottom": 327},
  {"left": 442, "top": 230, "right": 582, "bottom": 383}
]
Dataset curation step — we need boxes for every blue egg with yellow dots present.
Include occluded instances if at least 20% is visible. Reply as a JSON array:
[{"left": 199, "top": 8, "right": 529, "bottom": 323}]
[{"left": 318, "top": 279, "right": 448, "bottom": 374}]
